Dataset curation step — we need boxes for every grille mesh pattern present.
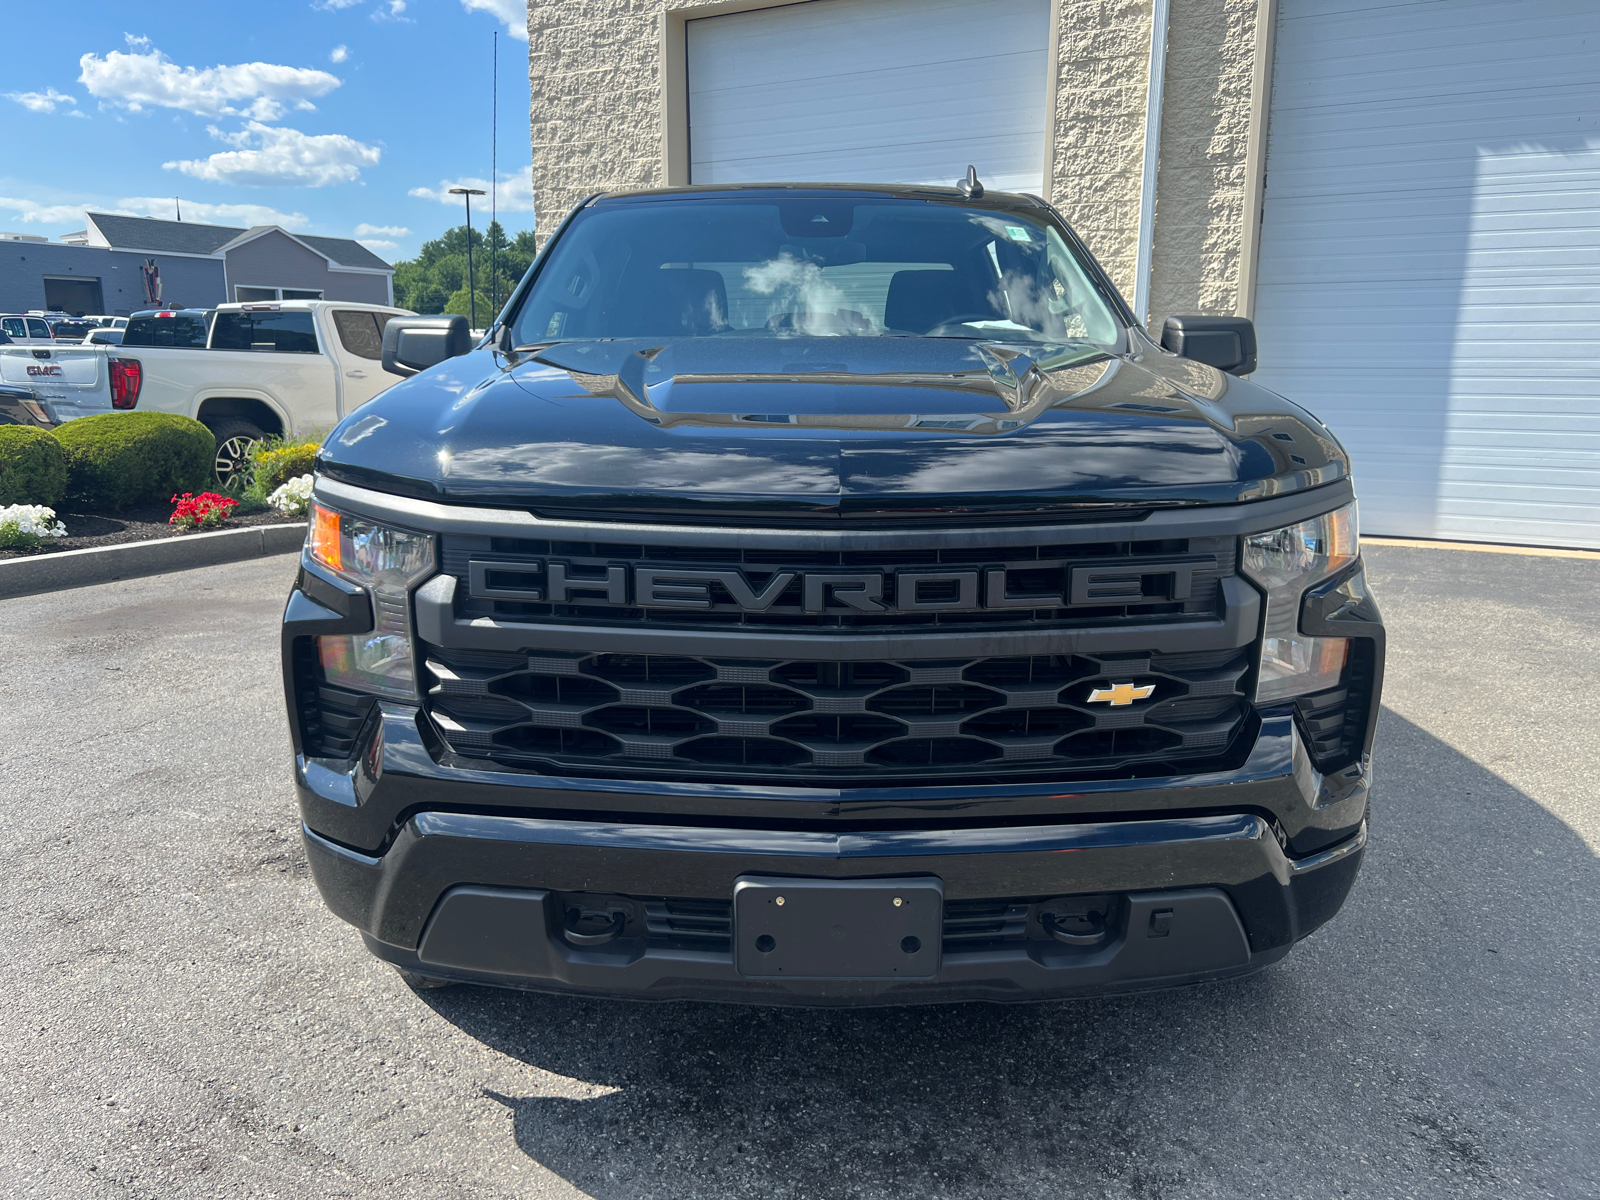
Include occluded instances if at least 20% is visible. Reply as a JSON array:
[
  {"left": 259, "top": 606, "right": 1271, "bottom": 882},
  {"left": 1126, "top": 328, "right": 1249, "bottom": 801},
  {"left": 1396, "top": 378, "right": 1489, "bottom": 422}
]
[{"left": 424, "top": 644, "right": 1253, "bottom": 782}]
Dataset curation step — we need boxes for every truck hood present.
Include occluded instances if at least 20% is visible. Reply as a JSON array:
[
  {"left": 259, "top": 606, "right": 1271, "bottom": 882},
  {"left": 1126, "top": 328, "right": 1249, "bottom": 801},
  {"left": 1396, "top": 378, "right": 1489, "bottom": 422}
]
[{"left": 316, "top": 337, "right": 1348, "bottom": 521}]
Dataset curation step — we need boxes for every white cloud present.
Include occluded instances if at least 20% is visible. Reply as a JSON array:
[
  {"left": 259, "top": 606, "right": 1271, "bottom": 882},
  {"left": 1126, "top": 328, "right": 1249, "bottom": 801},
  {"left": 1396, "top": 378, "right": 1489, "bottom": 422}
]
[
  {"left": 355, "top": 223, "right": 408, "bottom": 237},
  {"left": 313, "top": 0, "right": 364, "bottom": 8},
  {"left": 358, "top": 238, "right": 399, "bottom": 251},
  {"left": 460, "top": 0, "right": 529, "bottom": 40},
  {"left": 121, "top": 197, "right": 312, "bottom": 227},
  {"left": 373, "top": 0, "right": 411, "bottom": 22},
  {"left": 78, "top": 39, "right": 340, "bottom": 121},
  {"left": 0, "top": 197, "right": 95, "bottom": 225},
  {"left": 0, "top": 194, "right": 309, "bottom": 229},
  {"left": 410, "top": 170, "right": 535, "bottom": 213},
  {"left": 6, "top": 87, "right": 79, "bottom": 114},
  {"left": 330, "top": 45, "right": 350, "bottom": 64},
  {"left": 164, "top": 121, "right": 380, "bottom": 187}
]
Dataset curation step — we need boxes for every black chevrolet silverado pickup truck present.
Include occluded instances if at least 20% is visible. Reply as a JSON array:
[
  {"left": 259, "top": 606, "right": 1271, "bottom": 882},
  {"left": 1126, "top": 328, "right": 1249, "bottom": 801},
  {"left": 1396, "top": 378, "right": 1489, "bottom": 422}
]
[{"left": 282, "top": 182, "right": 1384, "bottom": 1005}]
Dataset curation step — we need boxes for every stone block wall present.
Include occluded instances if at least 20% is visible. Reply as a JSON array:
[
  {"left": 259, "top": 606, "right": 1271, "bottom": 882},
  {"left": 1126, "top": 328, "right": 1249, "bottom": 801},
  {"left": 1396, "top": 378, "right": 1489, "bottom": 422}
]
[
  {"left": 1048, "top": 0, "right": 1158, "bottom": 305},
  {"left": 1146, "top": 0, "right": 1259, "bottom": 329}
]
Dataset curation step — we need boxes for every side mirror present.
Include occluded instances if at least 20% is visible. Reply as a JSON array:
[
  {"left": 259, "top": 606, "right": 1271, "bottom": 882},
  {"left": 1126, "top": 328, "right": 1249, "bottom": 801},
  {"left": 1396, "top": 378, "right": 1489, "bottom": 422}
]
[
  {"left": 1160, "top": 315, "right": 1257, "bottom": 376},
  {"left": 381, "top": 314, "right": 472, "bottom": 377}
]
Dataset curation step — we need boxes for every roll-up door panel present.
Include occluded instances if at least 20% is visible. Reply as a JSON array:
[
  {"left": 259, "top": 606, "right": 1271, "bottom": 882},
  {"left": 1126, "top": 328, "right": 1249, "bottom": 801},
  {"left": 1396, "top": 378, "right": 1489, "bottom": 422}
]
[
  {"left": 1251, "top": 0, "right": 1600, "bottom": 548},
  {"left": 687, "top": 0, "right": 1051, "bottom": 194}
]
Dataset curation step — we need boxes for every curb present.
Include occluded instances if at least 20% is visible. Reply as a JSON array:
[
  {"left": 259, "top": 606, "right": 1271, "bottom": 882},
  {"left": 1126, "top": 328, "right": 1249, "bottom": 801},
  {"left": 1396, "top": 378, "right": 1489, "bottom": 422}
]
[
  {"left": 0, "top": 522, "right": 307, "bottom": 601},
  {"left": 1362, "top": 536, "right": 1600, "bottom": 560}
]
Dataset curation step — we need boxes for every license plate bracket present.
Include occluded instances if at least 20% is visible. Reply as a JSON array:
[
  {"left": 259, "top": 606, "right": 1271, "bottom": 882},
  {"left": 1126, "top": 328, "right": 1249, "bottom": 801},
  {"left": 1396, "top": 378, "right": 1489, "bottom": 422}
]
[{"left": 733, "top": 876, "right": 943, "bottom": 979}]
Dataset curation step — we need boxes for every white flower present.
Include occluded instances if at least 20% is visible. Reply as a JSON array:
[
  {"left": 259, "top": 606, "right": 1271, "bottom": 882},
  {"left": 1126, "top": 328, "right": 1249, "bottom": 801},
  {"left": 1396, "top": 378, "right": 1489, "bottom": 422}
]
[
  {"left": 268, "top": 474, "right": 315, "bottom": 517},
  {"left": 0, "top": 504, "right": 68, "bottom": 539}
]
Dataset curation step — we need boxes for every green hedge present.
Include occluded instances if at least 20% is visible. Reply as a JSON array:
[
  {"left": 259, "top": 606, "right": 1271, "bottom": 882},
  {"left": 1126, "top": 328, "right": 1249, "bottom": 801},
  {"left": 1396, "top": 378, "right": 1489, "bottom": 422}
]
[
  {"left": 0, "top": 426, "right": 69, "bottom": 507},
  {"left": 53, "top": 413, "right": 214, "bottom": 511}
]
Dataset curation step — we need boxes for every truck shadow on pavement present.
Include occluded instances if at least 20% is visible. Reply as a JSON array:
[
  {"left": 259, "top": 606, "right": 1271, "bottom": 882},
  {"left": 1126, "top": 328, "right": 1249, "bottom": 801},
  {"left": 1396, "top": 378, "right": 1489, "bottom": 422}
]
[{"left": 417, "top": 708, "right": 1599, "bottom": 1200}]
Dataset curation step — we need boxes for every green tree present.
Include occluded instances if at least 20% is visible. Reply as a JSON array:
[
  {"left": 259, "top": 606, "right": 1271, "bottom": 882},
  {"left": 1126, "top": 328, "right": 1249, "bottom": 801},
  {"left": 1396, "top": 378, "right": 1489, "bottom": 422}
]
[
  {"left": 443, "top": 287, "right": 495, "bottom": 324},
  {"left": 392, "top": 220, "right": 536, "bottom": 316}
]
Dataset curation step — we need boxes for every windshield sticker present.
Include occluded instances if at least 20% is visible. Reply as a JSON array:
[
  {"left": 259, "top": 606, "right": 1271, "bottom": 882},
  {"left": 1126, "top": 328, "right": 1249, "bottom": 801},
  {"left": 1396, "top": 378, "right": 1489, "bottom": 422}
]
[{"left": 1005, "top": 226, "right": 1033, "bottom": 242}]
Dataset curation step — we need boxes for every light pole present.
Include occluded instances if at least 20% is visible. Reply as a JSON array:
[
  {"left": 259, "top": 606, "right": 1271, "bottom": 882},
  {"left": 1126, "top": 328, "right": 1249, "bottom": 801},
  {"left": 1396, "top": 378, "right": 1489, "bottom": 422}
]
[{"left": 448, "top": 186, "right": 487, "bottom": 330}]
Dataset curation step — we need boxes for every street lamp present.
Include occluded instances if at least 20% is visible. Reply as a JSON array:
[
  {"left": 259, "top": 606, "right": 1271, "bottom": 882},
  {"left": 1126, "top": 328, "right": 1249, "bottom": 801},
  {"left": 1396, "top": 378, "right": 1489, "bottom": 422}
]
[{"left": 447, "top": 186, "right": 487, "bottom": 330}]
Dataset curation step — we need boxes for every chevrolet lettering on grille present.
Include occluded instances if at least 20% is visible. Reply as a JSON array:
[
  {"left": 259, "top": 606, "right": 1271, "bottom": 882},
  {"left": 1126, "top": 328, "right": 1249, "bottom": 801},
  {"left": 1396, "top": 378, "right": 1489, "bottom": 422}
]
[{"left": 466, "top": 559, "right": 1204, "bottom": 614}]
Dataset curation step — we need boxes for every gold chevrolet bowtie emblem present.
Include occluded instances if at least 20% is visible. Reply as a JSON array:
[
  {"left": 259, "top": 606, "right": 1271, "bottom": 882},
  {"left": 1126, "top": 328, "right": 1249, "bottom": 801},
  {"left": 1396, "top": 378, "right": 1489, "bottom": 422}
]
[{"left": 1087, "top": 681, "right": 1155, "bottom": 707}]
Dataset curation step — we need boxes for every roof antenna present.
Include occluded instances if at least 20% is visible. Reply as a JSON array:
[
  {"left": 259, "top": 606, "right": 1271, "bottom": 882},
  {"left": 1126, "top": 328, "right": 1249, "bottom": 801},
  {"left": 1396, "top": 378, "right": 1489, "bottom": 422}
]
[
  {"left": 175, "top": 196, "right": 181, "bottom": 221},
  {"left": 958, "top": 165, "right": 984, "bottom": 199}
]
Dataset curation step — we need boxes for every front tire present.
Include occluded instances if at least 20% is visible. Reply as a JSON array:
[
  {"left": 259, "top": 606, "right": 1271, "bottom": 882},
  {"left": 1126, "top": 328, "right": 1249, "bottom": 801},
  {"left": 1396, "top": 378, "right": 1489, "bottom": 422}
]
[{"left": 204, "top": 418, "right": 267, "bottom": 489}]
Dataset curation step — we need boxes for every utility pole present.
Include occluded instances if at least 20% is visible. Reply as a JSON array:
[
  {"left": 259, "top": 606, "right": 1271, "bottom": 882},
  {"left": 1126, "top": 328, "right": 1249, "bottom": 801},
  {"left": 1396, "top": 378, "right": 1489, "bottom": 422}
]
[
  {"left": 491, "top": 30, "right": 498, "bottom": 317},
  {"left": 448, "top": 186, "right": 487, "bottom": 330}
]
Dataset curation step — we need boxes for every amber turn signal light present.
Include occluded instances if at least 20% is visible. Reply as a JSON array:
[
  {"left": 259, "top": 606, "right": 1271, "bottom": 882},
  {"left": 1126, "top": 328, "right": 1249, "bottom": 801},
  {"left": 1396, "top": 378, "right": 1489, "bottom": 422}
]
[{"left": 310, "top": 502, "right": 341, "bottom": 572}]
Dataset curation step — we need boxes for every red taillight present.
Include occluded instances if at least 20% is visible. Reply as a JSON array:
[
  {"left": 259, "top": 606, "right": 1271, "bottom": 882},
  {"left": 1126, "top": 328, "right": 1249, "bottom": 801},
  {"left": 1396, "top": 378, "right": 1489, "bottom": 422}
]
[{"left": 109, "top": 357, "right": 142, "bottom": 409}]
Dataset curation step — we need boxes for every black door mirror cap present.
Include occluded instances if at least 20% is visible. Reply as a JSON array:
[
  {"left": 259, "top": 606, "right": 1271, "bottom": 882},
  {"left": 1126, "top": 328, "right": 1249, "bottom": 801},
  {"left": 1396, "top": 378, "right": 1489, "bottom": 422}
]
[
  {"left": 1160, "top": 314, "right": 1257, "bottom": 377},
  {"left": 381, "top": 314, "right": 472, "bottom": 377}
]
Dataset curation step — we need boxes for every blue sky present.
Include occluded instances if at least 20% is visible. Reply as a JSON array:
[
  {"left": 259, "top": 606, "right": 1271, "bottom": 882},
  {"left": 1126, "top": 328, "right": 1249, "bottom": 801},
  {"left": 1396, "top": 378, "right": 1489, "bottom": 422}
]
[{"left": 0, "top": 0, "right": 533, "bottom": 264}]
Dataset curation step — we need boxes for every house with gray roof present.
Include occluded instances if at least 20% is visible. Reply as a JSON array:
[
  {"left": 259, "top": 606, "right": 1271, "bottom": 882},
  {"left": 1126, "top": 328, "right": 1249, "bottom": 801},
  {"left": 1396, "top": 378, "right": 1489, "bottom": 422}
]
[{"left": 0, "top": 213, "right": 394, "bottom": 317}]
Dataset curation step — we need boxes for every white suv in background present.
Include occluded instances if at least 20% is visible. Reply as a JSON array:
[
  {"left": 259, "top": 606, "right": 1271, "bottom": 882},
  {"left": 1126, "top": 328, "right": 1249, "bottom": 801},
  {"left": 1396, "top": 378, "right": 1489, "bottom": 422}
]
[{"left": 0, "top": 314, "right": 60, "bottom": 345}]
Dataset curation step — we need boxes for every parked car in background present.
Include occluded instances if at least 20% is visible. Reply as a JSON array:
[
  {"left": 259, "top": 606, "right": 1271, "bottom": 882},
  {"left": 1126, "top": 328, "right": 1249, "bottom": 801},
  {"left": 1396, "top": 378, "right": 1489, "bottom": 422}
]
[
  {"left": 120, "top": 308, "right": 213, "bottom": 350},
  {"left": 113, "top": 300, "right": 412, "bottom": 483},
  {"left": 85, "top": 315, "right": 129, "bottom": 330},
  {"left": 0, "top": 382, "right": 56, "bottom": 429},
  {"left": 0, "top": 315, "right": 58, "bottom": 346},
  {"left": 83, "top": 329, "right": 124, "bottom": 346},
  {"left": 50, "top": 319, "right": 98, "bottom": 343}
]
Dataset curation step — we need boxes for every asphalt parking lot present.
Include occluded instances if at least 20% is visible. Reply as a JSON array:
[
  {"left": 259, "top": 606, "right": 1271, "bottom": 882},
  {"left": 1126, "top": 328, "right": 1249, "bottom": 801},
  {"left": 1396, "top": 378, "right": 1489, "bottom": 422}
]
[{"left": 1, "top": 543, "right": 1596, "bottom": 1199}]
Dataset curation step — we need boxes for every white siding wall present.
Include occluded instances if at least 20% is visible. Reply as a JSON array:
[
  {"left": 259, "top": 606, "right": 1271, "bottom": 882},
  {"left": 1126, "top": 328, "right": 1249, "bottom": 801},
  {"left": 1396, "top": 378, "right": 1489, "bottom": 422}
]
[
  {"left": 687, "top": 0, "right": 1051, "bottom": 194},
  {"left": 1251, "top": 0, "right": 1600, "bottom": 548}
]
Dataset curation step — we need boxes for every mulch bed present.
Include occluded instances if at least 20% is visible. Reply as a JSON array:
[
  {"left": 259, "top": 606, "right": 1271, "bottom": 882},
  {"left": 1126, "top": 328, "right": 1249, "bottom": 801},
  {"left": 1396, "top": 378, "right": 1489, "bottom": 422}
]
[{"left": 0, "top": 503, "right": 303, "bottom": 560}]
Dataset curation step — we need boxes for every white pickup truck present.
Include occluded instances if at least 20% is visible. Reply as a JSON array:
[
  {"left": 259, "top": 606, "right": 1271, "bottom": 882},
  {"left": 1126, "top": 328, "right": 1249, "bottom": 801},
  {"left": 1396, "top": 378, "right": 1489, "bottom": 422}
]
[
  {"left": 120, "top": 300, "right": 414, "bottom": 482},
  {"left": 0, "top": 300, "right": 414, "bottom": 481},
  {"left": 0, "top": 340, "right": 120, "bottom": 425}
]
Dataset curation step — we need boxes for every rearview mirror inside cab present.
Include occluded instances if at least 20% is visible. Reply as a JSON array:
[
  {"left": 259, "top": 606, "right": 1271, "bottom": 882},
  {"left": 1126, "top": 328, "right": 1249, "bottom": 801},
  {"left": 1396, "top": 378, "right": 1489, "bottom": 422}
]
[
  {"left": 381, "top": 314, "right": 472, "bottom": 377},
  {"left": 1160, "top": 315, "right": 1258, "bottom": 376}
]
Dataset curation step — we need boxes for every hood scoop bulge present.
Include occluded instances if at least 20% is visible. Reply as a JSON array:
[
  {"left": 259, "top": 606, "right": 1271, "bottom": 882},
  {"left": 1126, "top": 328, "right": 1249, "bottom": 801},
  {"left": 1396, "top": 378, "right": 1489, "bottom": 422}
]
[{"left": 541, "top": 340, "right": 1116, "bottom": 435}]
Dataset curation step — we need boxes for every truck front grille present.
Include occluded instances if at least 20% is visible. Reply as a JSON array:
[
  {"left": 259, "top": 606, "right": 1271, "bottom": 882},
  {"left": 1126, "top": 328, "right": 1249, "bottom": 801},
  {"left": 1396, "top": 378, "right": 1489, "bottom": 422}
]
[
  {"left": 439, "top": 534, "right": 1236, "bottom": 632},
  {"left": 422, "top": 644, "right": 1254, "bottom": 784}
]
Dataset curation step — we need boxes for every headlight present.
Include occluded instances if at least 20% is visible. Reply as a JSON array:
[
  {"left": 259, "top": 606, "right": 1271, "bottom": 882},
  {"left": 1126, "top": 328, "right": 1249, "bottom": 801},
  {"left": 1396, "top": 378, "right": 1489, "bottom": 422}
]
[
  {"left": 308, "top": 501, "right": 436, "bottom": 700},
  {"left": 1241, "top": 502, "right": 1358, "bottom": 703}
]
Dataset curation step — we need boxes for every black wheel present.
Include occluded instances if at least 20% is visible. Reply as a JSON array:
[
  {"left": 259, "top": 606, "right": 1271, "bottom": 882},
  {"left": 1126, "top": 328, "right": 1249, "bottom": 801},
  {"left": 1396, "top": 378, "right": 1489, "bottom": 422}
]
[
  {"left": 204, "top": 418, "right": 267, "bottom": 489},
  {"left": 395, "top": 966, "right": 455, "bottom": 991}
]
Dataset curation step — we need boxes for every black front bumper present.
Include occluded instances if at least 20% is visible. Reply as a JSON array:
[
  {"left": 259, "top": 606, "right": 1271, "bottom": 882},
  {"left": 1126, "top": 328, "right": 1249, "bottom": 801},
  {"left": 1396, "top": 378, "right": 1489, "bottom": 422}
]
[{"left": 296, "top": 706, "right": 1369, "bottom": 1006}]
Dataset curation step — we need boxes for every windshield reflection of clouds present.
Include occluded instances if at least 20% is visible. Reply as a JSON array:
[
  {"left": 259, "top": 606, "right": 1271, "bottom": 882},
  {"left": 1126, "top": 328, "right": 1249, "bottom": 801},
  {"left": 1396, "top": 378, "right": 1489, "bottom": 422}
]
[
  {"left": 444, "top": 441, "right": 839, "bottom": 494},
  {"left": 742, "top": 254, "right": 857, "bottom": 335}
]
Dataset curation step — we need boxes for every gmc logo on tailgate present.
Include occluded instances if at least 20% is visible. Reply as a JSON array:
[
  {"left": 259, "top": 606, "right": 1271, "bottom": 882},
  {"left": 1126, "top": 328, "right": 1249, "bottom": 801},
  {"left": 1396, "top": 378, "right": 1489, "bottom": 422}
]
[
  {"left": 25, "top": 364, "right": 63, "bottom": 377},
  {"left": 467, "top": 560, "right": 1206, "bottom": 613}
]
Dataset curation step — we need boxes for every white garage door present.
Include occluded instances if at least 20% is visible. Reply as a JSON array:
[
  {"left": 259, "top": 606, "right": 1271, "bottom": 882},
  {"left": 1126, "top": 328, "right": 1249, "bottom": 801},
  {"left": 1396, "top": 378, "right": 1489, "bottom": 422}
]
[
  {"left": 687, "top": 0, "right": 1051, "bottom": 194},
  {"left": 1251, "top": 0, "right": 1600, "bottom": 548}
]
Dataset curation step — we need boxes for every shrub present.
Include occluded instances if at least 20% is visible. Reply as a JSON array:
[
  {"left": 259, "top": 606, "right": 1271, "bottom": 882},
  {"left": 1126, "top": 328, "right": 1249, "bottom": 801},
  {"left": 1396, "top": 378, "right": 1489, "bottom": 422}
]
[
  {"left": 0, "top": 503, "right": 68, "bottom": 552},
  {"left": 0, "top": 426, "right": 69, "bottom": 507},
  {"left": 53, "top": 413, "right": 214, "bottom": 511},
  {"left": 250, "top": 437, "right": 319, "bottom": 494}
]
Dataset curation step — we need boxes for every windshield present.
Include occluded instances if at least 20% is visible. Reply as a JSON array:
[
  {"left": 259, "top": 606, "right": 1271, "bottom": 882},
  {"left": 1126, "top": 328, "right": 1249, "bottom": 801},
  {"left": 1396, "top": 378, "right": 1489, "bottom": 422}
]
[{"left": 509, "top": 197, "right": 1122, "bottom": 348}]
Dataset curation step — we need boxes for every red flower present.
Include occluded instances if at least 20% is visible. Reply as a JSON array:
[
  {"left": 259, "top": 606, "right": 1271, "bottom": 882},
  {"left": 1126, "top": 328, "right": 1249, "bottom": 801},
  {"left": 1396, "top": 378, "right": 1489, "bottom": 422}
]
[{"left": 169, "top": 491, "right": 240, "bottom": 531}]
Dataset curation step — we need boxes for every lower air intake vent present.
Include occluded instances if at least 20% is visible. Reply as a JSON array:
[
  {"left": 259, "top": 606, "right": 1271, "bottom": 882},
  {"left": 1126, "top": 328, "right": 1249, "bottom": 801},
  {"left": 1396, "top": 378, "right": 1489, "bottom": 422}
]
[
  {"left": 292, "top": 637, "right": 377, "bottom": 758},
  {"left": 422, "top": 644, "right": 1254, "bottom": 785}
]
